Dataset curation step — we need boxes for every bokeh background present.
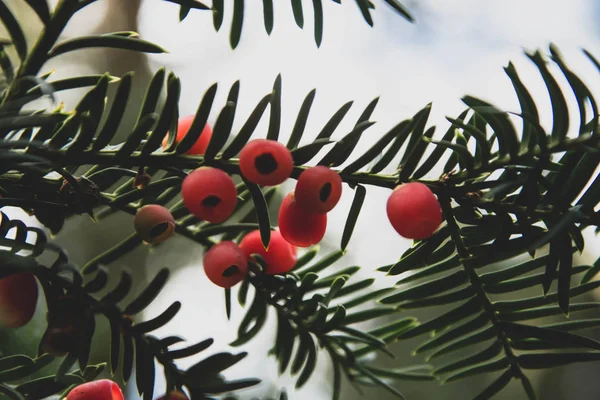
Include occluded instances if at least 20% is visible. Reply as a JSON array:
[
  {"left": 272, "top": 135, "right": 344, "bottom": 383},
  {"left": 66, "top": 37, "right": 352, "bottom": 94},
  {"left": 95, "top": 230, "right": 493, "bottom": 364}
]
[{"left": 2, "top": 0, "right": 600, "bottom": 399}]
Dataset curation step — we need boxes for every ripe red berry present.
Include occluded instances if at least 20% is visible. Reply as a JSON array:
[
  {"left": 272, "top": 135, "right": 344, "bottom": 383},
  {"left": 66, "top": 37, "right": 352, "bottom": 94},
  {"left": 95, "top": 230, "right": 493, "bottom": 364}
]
[
  {"left": 0, "top": 273, "right": 38, "bottom": 328},
  {"left": 239, "top": 139, "right": 294, "bottom": 186},
  {"left": 156, "top": 391, "right": 189, "bottom": 400},
  {"left": 133, "top": 204, "right": 176, "bottom": 244},
  {"left": 239, "top": 230, "right": 297, "bottom": 275},
  {"left": 278, "top": 192, "right": 327, "bottom": 248},
  {"left": 67, "top": 379, "right": 124, "bottom": 400},
  {"left": 162, "top": 115, "right": 212, "bottom": 155},
  {"left": 182, "top": 167, "right": 237, "bottom": 223},
  {"left": 295, "top": 166, "right": 342, "bottom": 214},
  {"left": 203, "top": 241, "right": 248, "bottom": 288},
  {"left": 386, "top": 182, "right": 442, "bottom": 240}
]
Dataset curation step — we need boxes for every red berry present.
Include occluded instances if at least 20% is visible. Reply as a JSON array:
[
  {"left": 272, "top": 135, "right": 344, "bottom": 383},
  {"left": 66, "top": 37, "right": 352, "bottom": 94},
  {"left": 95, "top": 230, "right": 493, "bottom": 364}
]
[
  {"left": 162, "top": 115, "right": 212, "bottom": 155},
  {"left": 239, "top": 230, "right": 297, "bottom": 275},
  {"left": 156, "top": 391, "right": 189, "bottom": 400},
  {"left": 278, "top": 192, "right": 327, "bottom": 248},
  {"left": 0, "top": 273, "right": 38, "bottom": 328},
  {"left": 133, "top": 205, "right": 175, "bottom": 244},
  {"left": 67, "top": 379, "right": 124, "bottom": 400},
  {"left": 386, "top": 182, "right": 442, "bottom": 240},
  {"left": 203, "top": 241, "right": 248, "bottom": 288},
  {"left": 295, "top": 166, "right": 342, "bottom": 214},
  {"left": 239, "top": 139, "right": 293, "bottom": 186},
  {"left": 182, "top": 167, "right": 237, "bottom": 223}
]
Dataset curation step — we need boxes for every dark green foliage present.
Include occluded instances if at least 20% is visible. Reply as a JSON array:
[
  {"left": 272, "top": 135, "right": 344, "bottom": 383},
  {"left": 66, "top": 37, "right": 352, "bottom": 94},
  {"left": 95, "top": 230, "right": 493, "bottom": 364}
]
[
  {"left": 191, "top": 0, "right": 414, "bottom": 48},
  {"left": 1, "top": 1, "right": 600, "bottom": 400},
  {"left": 229, "top": 256, "right": 427, "bottom": 397},
  {"left": 0, "top": 213, "right": 253, "bottom": 400}
]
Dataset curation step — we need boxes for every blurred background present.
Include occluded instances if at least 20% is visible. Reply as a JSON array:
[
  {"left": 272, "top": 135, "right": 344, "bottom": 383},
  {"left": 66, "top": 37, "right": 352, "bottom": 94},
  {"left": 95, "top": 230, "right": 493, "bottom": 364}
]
[{"left": 2, "top": 0, "right": 600, "bottom": 399}]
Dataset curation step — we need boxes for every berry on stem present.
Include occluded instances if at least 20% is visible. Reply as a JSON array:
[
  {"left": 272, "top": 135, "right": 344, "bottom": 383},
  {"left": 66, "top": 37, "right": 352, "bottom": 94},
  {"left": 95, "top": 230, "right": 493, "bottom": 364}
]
[
  {"left": 386, "top": 182, "right": 442, "bottom": 240},
  {"left": 133, "top": 204, "right": 176, "bottom": 244},
  {"left": 0, "top": 273, "right": 38, "bottom": 328},
  {"left": 294, "top": 166, "right": 342, "bottom": 214},
  {"left": 278, "top": 192, "right": 327, "bottom": 247},
  {"left": 67, "top": 379, "right": 124, "bottom": 400},
  {"left": 239, "top": 139, "right": 293, "bottom": 186},
  {"left": 182, "top": 167, "right": 237, "bottom": 223},
  {"left": 239, "top": 230, "right": 297, "bottom": 275},
  {"left": 162, "top": 115, "right": 212, "bottom": 155},
  {"left": 203, "top": 241, "right": 248, "bottom": 288}
]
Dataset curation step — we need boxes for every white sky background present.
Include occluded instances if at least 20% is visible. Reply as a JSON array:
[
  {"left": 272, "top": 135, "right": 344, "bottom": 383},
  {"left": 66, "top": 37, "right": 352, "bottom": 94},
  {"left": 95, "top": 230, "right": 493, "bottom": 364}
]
[{"left": 11, "top": 0, "right": 600, "bottom": 399}]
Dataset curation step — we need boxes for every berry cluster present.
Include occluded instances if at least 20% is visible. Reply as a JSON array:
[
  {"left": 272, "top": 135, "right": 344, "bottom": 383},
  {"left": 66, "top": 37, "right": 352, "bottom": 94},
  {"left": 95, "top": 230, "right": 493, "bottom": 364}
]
[
  {"left": 128, "top": 115, "right": 444, "bottom": 290},
  {"left": 0, "top": 117, "right": 446, "bottom": 400},
  {"left": 134, "top": 118, "right": 306, "bottom": 289},
  {"left": 197, "top": 138, "right": 343, "bottom": 288},
  {"left": 0, "top": 116, "right": 444, "bottom": 331}
]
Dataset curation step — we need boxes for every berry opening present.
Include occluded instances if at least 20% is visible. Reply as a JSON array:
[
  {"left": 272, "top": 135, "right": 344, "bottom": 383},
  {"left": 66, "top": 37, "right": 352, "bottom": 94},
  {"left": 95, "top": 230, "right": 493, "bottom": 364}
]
[
  {"left": 182, "top": 168, "right": 237, "bottom": 223},
  {"left": 202, "top": 195, "right": 222, "bottom": 207},
  {"left": 239, "top": 139, "right": 293, "bottom": 186},
  {"left": 203, "top": 241, "right": 248, "bottom": 288},
  {"left": 149, "top": 222, "right": 170, "bottom": 238},
  {"left": 222, "top": 265, "right": 240, "bottom": 277},
  {"left": 319, "top": 182, "right": 332, "bottom": 202},
  {"left": 294, "top": 166, "right": 342, "bottom": 214},
  {"left": 133, "top": 204, "right": 176, "bottom": 244},
  {"left": 255, "top": 153, "right": 278, "bottom": 175}
]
